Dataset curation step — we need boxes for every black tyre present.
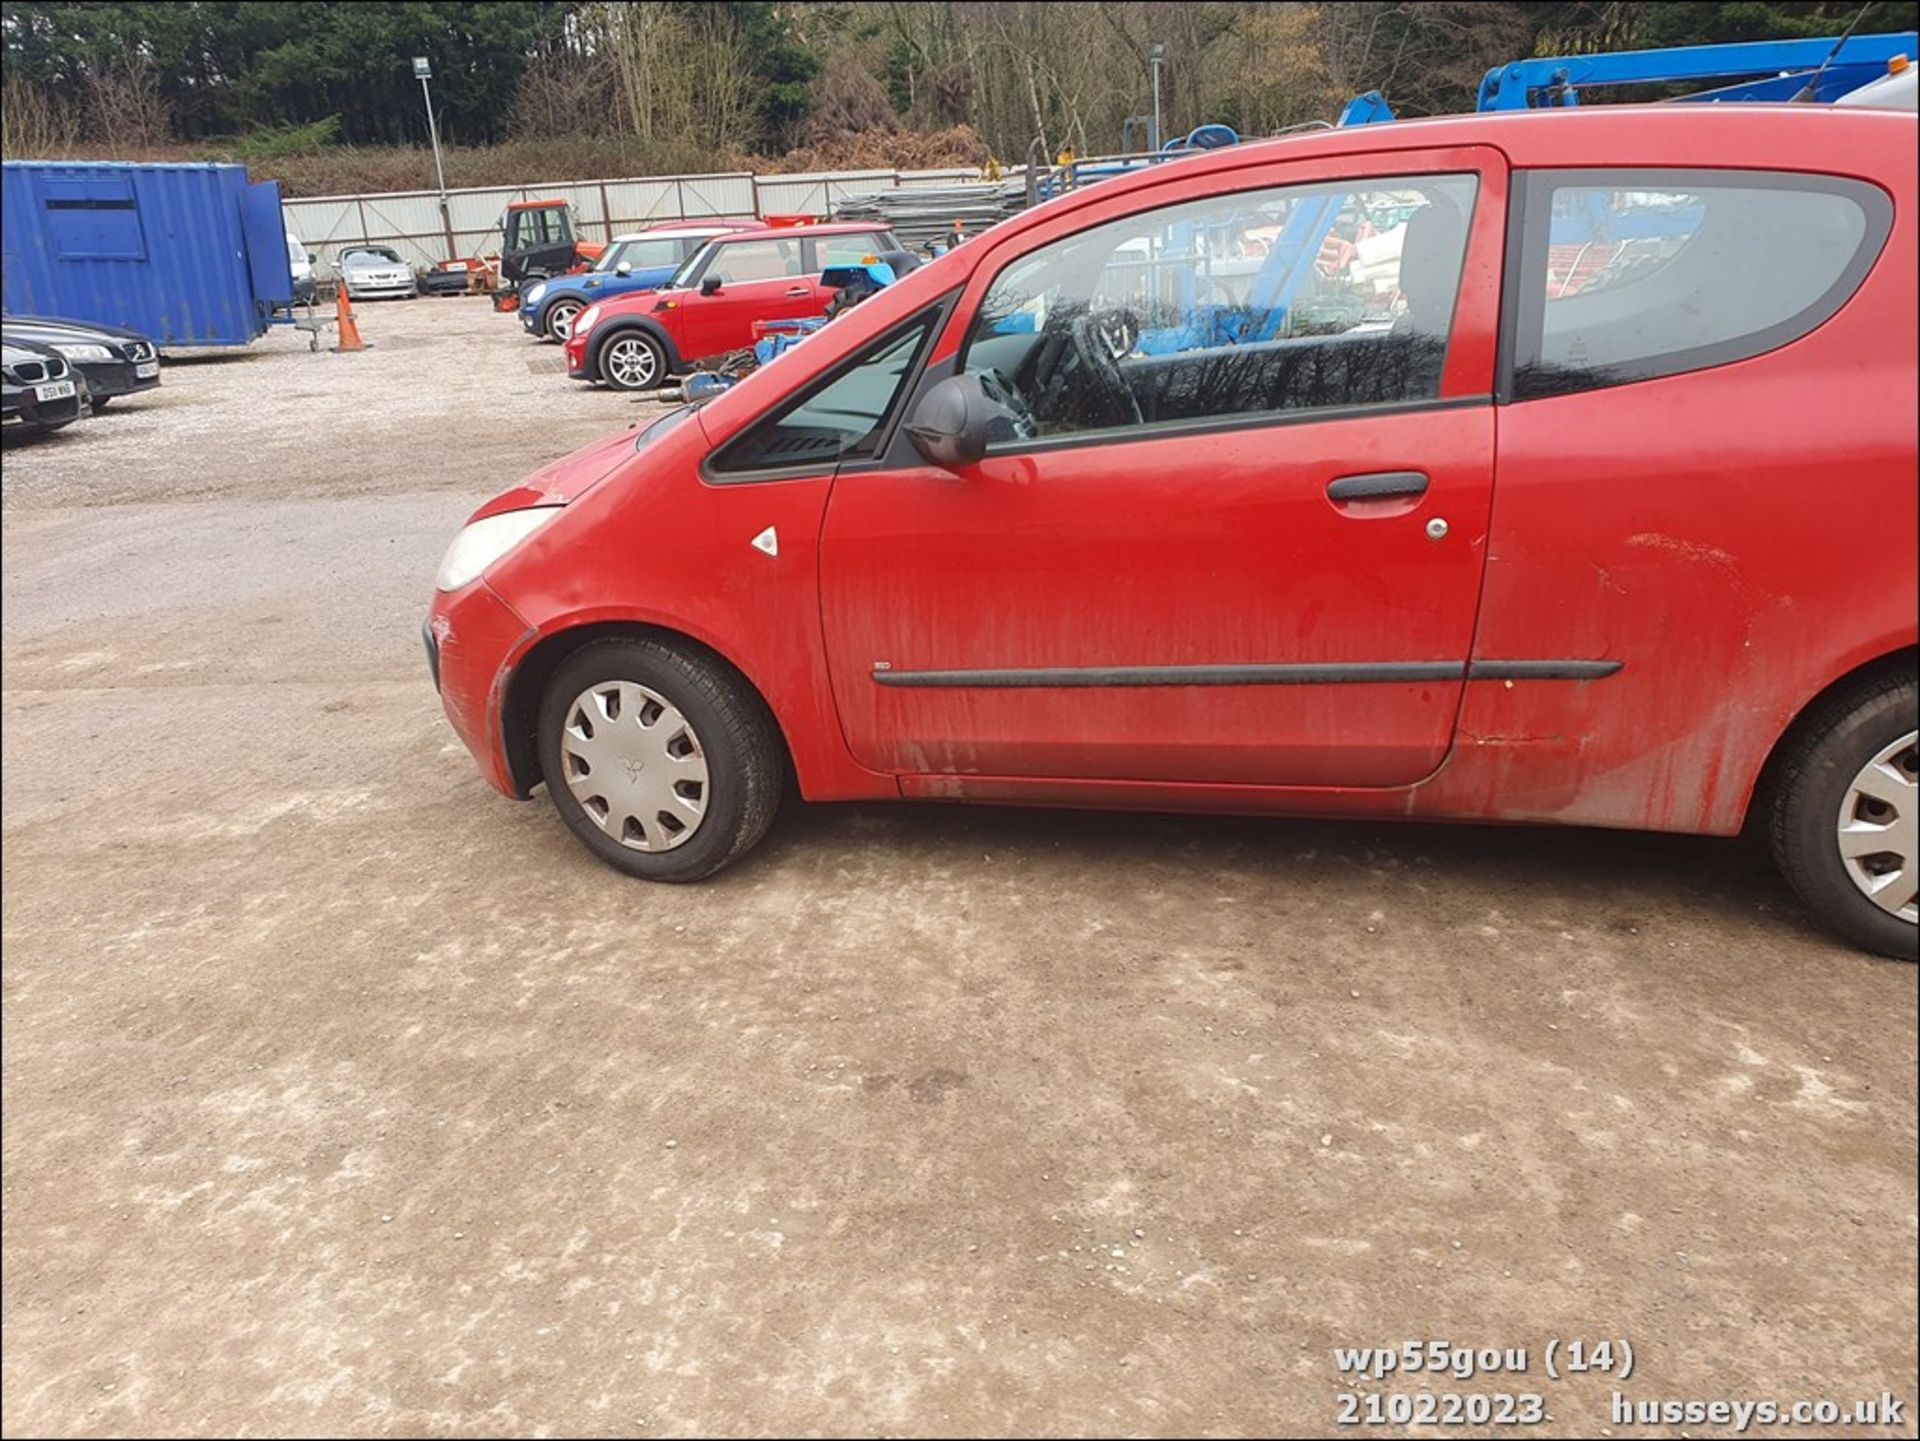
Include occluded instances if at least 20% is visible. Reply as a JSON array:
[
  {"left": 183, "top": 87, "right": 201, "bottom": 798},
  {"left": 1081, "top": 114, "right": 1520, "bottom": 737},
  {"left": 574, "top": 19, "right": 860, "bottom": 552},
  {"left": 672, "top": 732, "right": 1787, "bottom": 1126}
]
[
  {"left": 1769, "top": 669, "right": 1918, "bottom": 959},
  {"left": 89, "top": 397, "right": 112, "bottom": 415},
  {"left": 544, "top": 298, "right": 583, "bottom": 343},
  {"left": 537, "top": 637, "right": 783, "bottom": 882},
  {"left": 598, "top": 329, "right": 667, "bottom": 391}
]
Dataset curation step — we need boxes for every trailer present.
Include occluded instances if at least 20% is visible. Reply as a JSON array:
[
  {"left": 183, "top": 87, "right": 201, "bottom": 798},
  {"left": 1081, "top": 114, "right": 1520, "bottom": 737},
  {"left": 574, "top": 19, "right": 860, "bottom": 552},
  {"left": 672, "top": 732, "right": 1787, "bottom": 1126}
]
[{"left": 1, "top": 160, "right": 296, "bottom": 348}]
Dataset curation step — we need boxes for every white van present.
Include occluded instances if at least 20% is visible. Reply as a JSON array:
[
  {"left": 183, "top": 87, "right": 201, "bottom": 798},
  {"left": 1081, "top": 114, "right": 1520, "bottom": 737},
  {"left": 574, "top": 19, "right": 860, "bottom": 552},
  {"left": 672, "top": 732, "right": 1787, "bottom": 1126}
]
[{"left": 286, "top": 232, "right": 315, "bottom": 304}]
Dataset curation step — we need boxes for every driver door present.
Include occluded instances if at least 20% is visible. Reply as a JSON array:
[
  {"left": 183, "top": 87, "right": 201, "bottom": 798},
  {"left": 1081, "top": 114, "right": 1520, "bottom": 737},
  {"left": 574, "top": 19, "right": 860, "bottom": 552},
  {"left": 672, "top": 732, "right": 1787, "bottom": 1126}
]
[
  {"left": 817, "top": 146, "right": 1507, "bottom": 789},
  {"left": 677, "top": 236, "right": 814, "bottom": 361}
]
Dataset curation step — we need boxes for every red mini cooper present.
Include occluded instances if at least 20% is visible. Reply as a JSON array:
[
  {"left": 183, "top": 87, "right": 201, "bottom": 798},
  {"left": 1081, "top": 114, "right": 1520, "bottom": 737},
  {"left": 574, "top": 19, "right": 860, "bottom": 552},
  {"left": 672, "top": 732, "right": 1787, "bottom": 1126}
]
[
  {"left": 564, "top": 221, "right": 902, "bottom": 390},
  {"left": 432, "top": 105, "right": 1919, "bottom": 958}
]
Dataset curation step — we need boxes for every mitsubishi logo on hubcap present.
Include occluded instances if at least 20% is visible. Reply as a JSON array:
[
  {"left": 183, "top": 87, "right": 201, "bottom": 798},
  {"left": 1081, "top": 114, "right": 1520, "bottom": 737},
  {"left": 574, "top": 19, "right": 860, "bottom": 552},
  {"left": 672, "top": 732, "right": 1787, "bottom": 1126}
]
[{"left": 622, "top": 758, "right": 647, "bottom": 783}]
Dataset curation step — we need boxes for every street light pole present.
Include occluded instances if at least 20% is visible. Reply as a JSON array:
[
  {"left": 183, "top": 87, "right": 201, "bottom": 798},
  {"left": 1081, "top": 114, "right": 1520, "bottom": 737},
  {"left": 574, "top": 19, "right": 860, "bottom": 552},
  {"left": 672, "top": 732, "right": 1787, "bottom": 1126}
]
[
  {"left": 1150, "top": 43, "right": 1165, "bottom": 153},
  {"left": 413, "top": 56, "right": 455, "bottom": 260}
]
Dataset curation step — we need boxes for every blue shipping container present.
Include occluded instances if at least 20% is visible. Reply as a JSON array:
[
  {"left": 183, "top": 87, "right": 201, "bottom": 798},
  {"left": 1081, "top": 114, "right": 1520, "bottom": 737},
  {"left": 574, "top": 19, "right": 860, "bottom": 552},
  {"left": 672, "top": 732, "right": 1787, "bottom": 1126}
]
[{"left": 2, "top": 160, "right": 294, "bottom": 347}]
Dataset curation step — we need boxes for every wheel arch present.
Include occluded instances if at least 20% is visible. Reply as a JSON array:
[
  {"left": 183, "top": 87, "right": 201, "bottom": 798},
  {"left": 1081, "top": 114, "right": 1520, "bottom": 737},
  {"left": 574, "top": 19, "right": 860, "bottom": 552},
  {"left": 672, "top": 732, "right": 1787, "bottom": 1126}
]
[
  {"left": 540, "top": 289, "right": 587, "bottom": 326},
  {"left": 501, "top": 619, "right": 792, "bottom": 798},
  {"left": 590, "top": 317, "right": 680, "bottom": 379},
  {"left": 1746, "top": 643, "right": 1919, "bottom": 832}
]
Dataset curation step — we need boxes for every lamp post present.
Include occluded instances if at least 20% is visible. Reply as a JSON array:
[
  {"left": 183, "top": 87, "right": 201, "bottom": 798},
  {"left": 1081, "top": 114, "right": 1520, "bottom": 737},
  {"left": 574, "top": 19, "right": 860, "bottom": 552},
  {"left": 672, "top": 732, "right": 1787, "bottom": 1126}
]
[
  {"left": 1150, "top": 43, "right": 1165, "bottom": 153},
  {"left": 413, "top": 55, "right": 455, "bottom": 260}
]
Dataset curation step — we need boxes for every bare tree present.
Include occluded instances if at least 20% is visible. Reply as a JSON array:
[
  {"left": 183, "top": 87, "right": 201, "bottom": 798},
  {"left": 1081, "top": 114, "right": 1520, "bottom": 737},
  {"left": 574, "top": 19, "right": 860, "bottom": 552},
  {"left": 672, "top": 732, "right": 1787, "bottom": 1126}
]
[
  {"left": 82, "top": 51, "right": 173, "bottom": 156},
  {"left": 1, "top": 72, "right": 80, "bottom": 157}
]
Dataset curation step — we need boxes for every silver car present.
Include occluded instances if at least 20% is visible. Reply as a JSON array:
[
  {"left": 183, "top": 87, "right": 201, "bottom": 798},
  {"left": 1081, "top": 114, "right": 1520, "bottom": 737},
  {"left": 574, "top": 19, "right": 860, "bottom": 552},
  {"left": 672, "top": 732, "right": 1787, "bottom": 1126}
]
[{"left": 336, "top": 245, "right": 418, "bottom": 301}]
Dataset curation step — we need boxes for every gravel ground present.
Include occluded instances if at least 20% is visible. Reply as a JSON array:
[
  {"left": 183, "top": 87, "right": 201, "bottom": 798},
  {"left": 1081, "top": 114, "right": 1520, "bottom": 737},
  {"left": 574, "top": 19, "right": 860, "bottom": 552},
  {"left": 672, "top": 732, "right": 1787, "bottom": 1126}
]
[{"left": 3, "top": 297, "right": 1915, "bottom": 1438}]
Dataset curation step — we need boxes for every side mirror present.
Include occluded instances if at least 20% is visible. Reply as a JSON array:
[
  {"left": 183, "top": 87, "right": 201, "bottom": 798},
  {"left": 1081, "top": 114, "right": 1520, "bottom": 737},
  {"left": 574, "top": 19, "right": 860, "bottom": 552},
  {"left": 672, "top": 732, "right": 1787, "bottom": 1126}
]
[
  {"left": 615, "top": 261, "right": 632, "bottom": 276},
  {"left": 905, "top": 373, "right": 1008, "bottom": 470},
  {"left": 699, "top": 275, "right": 723, "bottom": 296}
]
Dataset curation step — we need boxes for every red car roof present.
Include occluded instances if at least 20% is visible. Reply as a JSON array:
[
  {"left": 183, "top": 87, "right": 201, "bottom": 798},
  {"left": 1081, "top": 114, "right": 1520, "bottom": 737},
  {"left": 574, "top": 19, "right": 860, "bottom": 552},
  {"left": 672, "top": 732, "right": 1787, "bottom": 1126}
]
[{"left": 721, "top": 220, "right": 895, "bottom": 241}]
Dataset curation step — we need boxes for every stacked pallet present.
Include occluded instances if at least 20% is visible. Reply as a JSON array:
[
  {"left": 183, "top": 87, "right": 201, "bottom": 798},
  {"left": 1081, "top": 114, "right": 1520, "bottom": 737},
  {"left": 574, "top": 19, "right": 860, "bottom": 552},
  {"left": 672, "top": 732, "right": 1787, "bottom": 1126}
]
[{"left": 831, "top": 180, "right": 1030, "bottom": 251}]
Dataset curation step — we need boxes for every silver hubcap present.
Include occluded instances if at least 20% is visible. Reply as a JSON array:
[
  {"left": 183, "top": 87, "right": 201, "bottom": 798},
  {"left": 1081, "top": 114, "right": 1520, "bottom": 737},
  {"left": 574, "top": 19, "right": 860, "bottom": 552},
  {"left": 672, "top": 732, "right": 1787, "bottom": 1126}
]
[
  {"left": 560, "top": 682, "right": 708, "bottom": 852},
  {"left": 1837, "top": 730, "right": 1918, "bottom": 922},
  {"left": 605, "top": 337, "right": 658, "bottom": 388},
  {"left": 550, "top": 302, "right": 580, "bottom": 339}
]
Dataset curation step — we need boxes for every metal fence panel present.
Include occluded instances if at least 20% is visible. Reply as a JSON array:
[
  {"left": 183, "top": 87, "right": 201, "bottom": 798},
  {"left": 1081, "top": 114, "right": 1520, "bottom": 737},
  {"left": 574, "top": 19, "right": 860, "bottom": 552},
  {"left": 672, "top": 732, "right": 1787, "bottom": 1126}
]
[
  {"left": 283, "top": 197, "right": 360, "bottom": 247},
  {"left": 601, "top": 179, "right": 675, "bottom": 234},
  {"left": 757, "top": 168, "right": 899, "bottom": 216},
  {"left": 280, "top": 166, "right": 983, "bottom": 273},
  {"left": 445, "top": 187, "right": 517, "bottom": 232},
  {"left": 680, "top": 173, "right": 756, "bottom": 217}
]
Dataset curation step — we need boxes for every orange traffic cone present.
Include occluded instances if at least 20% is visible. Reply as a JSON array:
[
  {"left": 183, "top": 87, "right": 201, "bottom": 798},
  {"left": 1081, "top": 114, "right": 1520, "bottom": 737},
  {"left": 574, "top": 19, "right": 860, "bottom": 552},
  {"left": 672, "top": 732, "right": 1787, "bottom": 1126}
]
[{"left": 333, "top": 279, "right": 364, "bottom": 353}]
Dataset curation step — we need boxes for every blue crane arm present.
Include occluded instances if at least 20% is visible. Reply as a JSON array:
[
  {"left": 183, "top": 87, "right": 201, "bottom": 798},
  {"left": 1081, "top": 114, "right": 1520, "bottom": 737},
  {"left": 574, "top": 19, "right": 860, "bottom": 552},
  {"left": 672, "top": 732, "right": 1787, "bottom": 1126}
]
[
  {"left": 1222, "top": 91, "right": 1397, "bottom": 343},
  {"left": 1476, "top": 33, "right": 1917, "bottom": 110}
]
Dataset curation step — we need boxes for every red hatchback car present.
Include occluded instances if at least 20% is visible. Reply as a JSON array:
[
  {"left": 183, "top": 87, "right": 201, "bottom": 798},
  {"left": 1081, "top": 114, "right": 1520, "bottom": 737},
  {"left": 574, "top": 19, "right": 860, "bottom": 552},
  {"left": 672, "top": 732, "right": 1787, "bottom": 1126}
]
[
  {"left": 432, "top": 106, "right": 1919, "bottom": 957},
  {"left": 564, "top": 221, "right": 901, "bottom": 390}
]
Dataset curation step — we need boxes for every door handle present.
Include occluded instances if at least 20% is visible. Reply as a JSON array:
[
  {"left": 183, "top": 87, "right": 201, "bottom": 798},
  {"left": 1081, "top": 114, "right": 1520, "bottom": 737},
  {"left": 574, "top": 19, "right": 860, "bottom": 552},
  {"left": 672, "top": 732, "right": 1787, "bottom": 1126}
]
[
  {"left": 1326, "top": 471, "right": 1429, "bottom": 502},
  {"left": 785, "top": 286, "right": 811, "bottom": 296}
]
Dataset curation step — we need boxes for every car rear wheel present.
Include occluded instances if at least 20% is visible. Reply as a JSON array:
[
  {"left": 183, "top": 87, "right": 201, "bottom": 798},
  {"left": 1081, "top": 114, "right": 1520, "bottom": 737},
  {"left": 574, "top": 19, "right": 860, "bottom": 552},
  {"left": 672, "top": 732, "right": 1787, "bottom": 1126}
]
[
  {"left": 544, "top": 299, "right": 583, "bottom": 342},
  {"left": 1770, "top": 670, "right": 1918, "bottom": 959},
  {"left": 600, "top": 331, "right": 666, "bottom": 391},
  {"left": 537, "top": 638, "right": 783, "bottom": 882}
]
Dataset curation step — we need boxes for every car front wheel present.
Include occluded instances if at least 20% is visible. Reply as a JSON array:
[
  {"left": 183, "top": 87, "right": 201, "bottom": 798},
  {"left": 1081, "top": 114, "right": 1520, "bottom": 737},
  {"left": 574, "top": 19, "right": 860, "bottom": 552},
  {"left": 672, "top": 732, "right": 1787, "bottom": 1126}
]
[
  {"left": 1770, "top": 669, "right": 1918, "bottom": 959},
  {"left": 599, "top": 331, "right": 667, "bottom": 391},
  {"left": 544, "top": 299, "right": 583, "bottom": 342},
  {"left": 537, "top": 637, "right": 783, "bottom": 882}
]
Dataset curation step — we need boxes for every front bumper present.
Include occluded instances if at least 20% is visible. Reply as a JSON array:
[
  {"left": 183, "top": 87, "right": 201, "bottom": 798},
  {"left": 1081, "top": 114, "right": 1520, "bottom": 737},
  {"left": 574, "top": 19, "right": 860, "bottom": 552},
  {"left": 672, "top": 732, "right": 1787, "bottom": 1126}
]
[
  {"left": 71, "top": 357, "right": 160, "bottom": 402},
  {"left": 346, "top": 279, "right": 417, "bottom": 299},
  {"left": 426, "top": 579, "right": 538, "bottom": 799},
  {"left": 1, "top": 383, "right": 84, "bottom": 431}
]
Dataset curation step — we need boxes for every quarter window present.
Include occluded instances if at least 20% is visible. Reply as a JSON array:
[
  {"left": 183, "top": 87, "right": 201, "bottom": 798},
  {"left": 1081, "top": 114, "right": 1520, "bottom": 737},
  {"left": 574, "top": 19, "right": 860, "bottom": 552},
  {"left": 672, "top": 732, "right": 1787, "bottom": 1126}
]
[
  {"left": 960, "top": 173, "right": 1478, "bottom": 444},
  {"left": 711, "top": 312, "right": 938, "bottom": 475},
  {"left": 1507, "top": 170, "right": 1891, "bottom": 400},
  {"left": 816, "top": 233, "right": 889, "bottom": 267}
]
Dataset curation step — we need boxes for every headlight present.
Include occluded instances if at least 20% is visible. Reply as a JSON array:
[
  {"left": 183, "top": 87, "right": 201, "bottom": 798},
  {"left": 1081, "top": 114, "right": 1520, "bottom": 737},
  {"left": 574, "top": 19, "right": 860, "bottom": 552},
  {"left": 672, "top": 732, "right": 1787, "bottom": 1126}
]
[
  {"left": 434, "top": 506, "right": 563, "bottom": 592},
  {"left": 574, "top": 304, "right": 603, "bottom": 334},
  {"left": 53, "top": 343, "right": 112, "bottom": 361},
  {"left": 524, "top": 281, "right": 549, "bottom": 305}
]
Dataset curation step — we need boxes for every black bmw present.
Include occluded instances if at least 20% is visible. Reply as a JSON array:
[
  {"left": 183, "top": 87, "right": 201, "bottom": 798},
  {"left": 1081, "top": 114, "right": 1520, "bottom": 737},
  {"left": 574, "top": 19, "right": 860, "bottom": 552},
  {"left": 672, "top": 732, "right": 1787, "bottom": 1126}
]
[
  {"left": 2, "top": 339, "right": 84, "bottom": 436},
  {"left": 0, "top": 316, "right": 161, "bottom": 413}
]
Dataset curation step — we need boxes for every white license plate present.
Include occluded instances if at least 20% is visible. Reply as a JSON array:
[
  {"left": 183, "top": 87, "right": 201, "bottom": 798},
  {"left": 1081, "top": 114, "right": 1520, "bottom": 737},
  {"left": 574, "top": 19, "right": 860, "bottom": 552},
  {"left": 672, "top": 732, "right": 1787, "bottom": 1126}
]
[
  {"left": 135, "top": 361, "right": 159, "bottom": 378},
  {"left": 35, "top": 380, "right": 76, "bottom": 402}
]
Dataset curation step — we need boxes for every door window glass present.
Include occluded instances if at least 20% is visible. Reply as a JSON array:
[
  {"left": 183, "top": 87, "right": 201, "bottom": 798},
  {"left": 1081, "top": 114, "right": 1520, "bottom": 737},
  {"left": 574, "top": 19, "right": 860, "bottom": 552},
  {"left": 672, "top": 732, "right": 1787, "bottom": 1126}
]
[
  {"left": 1508, "top": 170, "right": 1890, "bottom": 399},
  {"left": 960, "top": 173, "right": 1477, "bottom": 442},
  {"left": 597, "top": 237, "right": 684, "bottom": 273},
  {"left": 712, "top": 313, "right": 938, "bottom": 474},
  {"left": 707, "top": 238, "right": 805, "bottom": 284},
  {"left": 514, "top": 207, "right": 564, "bottom": 247}
]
